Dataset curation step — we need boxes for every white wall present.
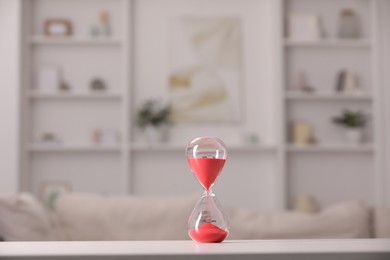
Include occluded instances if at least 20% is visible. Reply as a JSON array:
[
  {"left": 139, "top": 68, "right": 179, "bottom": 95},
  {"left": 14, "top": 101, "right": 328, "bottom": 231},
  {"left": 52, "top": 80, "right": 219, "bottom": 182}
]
[{"left": 0, "top": 0, "right": 21, "bottom": 192}]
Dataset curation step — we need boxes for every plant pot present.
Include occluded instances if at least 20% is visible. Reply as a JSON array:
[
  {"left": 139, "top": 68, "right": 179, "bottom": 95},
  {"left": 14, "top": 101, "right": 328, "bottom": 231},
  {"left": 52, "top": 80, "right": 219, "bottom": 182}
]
[
  {"left": 345, "top": 128, "right": 363, "bottom": 144},
  {"left": 144, "top": 125, "right": 169, "bottom": 143}
]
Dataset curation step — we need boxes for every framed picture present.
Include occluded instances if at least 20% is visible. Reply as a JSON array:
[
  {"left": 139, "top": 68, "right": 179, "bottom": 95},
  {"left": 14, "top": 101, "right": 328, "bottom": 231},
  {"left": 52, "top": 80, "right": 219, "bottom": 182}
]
[
  {"left": 39, "top": 181, "right": 72, "bottom": 209},
  {"left": 168, "top": 16, "right": 243, "bottom": 124},
  {"left": 44, "top": 19, "right": 72, "bottom": 36},
  {"left": 287, "top": 14, "right": 321, "bottom": 41}
]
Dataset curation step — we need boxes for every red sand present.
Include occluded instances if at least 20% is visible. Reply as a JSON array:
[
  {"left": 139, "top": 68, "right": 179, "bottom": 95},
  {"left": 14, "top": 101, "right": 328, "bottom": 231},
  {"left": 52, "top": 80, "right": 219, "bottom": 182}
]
[
  {"left": 189, "top": 223, "right": 228, "bottom": 243},
  {"left": 187, "top": 158, "right": 225, "bottom": 190}
]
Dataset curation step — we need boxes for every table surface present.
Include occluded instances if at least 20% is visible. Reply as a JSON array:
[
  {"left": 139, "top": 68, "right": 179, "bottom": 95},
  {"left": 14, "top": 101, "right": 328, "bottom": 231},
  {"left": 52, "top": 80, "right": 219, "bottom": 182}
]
[{"left": 1, "top": 239, "right": 390, "bottom": 257}]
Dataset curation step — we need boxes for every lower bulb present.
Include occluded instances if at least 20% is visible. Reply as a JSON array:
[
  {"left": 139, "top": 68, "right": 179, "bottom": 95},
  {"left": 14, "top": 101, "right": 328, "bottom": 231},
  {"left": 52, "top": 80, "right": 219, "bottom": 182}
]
[{"left": 188, "top": 191, "right": 229, "bottom": 243}]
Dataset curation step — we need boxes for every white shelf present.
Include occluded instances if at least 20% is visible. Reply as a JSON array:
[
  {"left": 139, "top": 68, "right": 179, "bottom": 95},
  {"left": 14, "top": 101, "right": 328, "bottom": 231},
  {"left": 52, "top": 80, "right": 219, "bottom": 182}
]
[
  {"left": 29, "top": 36, "right": 122, "bottom": 46},
  {"left": 130, "top": 143, "right": 184, "bottom": 152},
  {"left": 130, "top": 143, "right": 277, "bottom": 152},
  {"left": 285, "top": 92, "right": 372, "bottom": 101},
  {"left": 284, "top": 39, "right": 371, "bottom": 48},
  {"left": 228, "top": 144, "right": 278, "bottom": 152},
  {"left": 29, "top": 92, "right": 121, "bottom": 100},
  {"left": 286, "top": 143, "right": 374, "bottom": 153},
  {"left": 28, "top": 143, "right": 121, "bottom": 152}
]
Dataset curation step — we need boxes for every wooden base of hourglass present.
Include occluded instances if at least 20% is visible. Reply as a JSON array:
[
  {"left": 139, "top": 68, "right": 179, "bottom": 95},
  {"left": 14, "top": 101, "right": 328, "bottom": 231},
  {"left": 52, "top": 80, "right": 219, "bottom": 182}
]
[{"left": 187, "top": 157, "right": 228, "bottom": 243}]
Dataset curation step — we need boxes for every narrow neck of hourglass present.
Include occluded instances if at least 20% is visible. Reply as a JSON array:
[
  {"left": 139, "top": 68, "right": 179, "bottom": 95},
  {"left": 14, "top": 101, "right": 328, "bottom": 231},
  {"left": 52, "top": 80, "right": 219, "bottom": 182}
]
[{"left": 203, "top": 189, "right": 214, "bottom": 196}]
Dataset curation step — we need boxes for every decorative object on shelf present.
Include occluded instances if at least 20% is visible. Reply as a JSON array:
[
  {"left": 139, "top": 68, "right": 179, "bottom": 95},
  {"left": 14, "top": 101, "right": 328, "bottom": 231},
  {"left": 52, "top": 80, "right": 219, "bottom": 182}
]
[
  {"left": 89, "top": 10, "right": 111, "bottom": 37},
  {"left": 98, "top": 10, "right": 111, "bottom": 37},
  {"left": 291, "top": 121, "right": 316, "bottom": 145},
  {"left": 90, "top": 78, "right": 106, "bottom": 92},
  {"left": 292, "top": 194, "right": 319, "bottom": 213},
  {"left": 332, "top": 109, "right": 367, "bottom": 144},
  {"left": 40, "top": 132, "right": 61, "bottom": 144},
  {"left": 169, "top": 16, "right": 242, "bottom": 123},
  {"left": 136, "top": 100, "right": 172, "bottom": 142},
  {"left": 241, "top": 130, "right": 260, "bottom": 145},
  {"left": 335, "top": 69, "right": 361, "bottom": 93},
  {"left": 91, "top": 129, "right": 119, "bottom": 145},
  {"left": 287, "top": 14, "right": 322, "bottom": 41},
  {"left": 39, "top": 181, "right": 71, "bottom": 211},
  {"left": 44, "top": 19, "right": 72, "bottom": 36},
  {"left": 89, "top": 25, "right": 100, "bottom": 37},
  {"left": 290, "top": 71, "right": 314, "bottom": 93},
  {"left": 337, "top": 9, "right": 361, "bottom": 39},
  {"left": 59, "top": 80, "right": 71, "bottom": 92},
  {"left": 37, "top": 67, "right": 59, "bottom": 91}
]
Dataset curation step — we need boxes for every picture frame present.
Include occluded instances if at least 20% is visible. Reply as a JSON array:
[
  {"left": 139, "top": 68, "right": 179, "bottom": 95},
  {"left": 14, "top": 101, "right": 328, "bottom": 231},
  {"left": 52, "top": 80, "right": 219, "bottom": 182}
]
[
  {"left": 169, "top": 16, "right": 243, "bottom": 124},
  {"left": 287, "top": 14, "right": 321, "bottom": 41},
  {"left": 44, "top": 19, "right": 72, "bottom": 36}
]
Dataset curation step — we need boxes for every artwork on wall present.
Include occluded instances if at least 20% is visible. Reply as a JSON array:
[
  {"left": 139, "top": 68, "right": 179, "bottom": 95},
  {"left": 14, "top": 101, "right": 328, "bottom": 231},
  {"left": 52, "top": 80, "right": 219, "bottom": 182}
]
[{"left": 168, "top": 16, "right": 242, "bottom": 124}]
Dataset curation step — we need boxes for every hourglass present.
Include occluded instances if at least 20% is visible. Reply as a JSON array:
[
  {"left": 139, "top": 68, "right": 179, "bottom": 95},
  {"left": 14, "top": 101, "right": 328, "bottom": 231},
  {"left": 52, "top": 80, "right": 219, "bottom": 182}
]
[{"left": 186, "top": 137, "right": 229, "bottom": 243}]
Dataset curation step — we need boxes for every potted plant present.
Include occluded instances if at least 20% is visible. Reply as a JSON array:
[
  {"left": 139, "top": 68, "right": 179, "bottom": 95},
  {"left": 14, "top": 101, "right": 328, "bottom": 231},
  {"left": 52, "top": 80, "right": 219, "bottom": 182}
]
[
  {"left": 136, "top": 100, "right": 172, "bottom": 142},
  {"left": 332, "top": 109, "right": 367, "bottom": 144}
]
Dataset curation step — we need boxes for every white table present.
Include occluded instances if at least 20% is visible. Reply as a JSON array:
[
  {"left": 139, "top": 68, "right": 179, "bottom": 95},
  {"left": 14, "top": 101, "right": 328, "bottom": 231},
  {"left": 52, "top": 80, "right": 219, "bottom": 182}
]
[{"left": 1, "top": 239, "right": 390, "bottom": 260}]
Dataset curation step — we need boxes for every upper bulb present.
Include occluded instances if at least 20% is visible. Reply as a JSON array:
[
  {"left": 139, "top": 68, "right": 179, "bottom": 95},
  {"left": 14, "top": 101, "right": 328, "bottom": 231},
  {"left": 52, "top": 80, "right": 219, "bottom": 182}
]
[{"left": 186, "top": 137, "right": 227, "bottom": 190}]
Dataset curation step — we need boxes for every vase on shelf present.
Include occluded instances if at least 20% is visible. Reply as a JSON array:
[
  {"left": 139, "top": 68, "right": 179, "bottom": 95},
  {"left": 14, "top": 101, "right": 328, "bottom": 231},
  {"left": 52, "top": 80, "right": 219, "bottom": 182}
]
[
  {"left": 144, "top": 125, "right": 169, "bottom": 143},
  {"left": 345, "top": 128, "right": 363, "bottom": 144},
  {"left": 338, "top": 9, "right": 361, "bottom": 39}
]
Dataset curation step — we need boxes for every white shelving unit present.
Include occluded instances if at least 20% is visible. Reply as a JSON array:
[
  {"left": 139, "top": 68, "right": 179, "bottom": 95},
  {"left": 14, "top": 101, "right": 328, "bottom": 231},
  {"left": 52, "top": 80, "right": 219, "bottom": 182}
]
[
  {"left": 281, "top": 0, "right": 383, "bottom": 208},
  {"left": 20, "top": 0, "right": 131, "bottom": 196}
]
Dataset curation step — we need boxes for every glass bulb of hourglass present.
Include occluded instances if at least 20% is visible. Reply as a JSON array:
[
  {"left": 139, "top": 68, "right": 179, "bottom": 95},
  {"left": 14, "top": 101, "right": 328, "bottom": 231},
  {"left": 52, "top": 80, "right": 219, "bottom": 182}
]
[
  {"left": 186, "top": 137, "right": 229, "bottom": 243},
  {"left": 188, "top": 191, "right": 229, "bottom": 243}
]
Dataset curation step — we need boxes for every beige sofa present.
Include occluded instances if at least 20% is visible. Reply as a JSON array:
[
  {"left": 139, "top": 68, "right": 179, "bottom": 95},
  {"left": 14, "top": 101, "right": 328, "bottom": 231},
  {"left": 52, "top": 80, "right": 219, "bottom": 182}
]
[{"left": 0, "top": 192, "right": 389, "bottom": 241}]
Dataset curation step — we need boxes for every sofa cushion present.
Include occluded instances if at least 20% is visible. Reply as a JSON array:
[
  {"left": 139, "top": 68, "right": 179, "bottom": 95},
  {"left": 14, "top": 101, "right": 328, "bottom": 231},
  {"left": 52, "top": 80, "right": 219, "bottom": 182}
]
[
  {"left": 373, "top": 207, "right": 390, "bottom": 238},
  {"left": 51, "top": 193, "right": 198, "bottom": 241},
  {"left": 0, "top": 193, "right": 56, "bottom": 241},
  {"left": 227, "top": 201, "right": 371, "bottom": 239}
]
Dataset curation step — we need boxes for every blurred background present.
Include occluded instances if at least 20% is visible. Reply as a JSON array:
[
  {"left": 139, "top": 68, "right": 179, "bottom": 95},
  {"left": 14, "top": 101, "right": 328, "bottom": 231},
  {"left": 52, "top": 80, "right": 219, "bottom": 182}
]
[{"left": 1, "top": 0, "right": 390, "bottom": 213}]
